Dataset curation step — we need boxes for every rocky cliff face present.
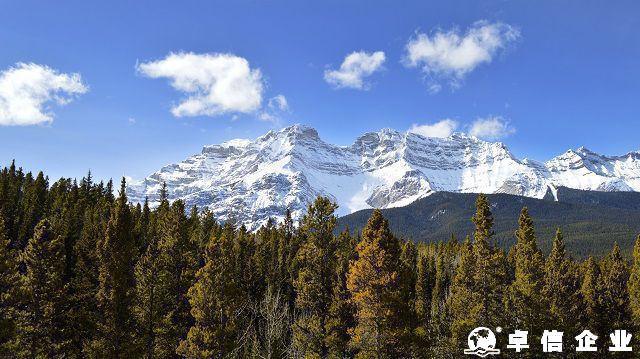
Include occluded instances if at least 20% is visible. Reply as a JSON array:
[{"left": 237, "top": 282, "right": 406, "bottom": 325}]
[{"left": 127, "top": 124, "right": 640, "bottom": 230}]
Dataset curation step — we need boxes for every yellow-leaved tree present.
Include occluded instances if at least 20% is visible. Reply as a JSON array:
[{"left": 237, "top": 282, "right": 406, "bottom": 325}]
[{"left": 347, "top": 209, "right": 402, "bottom": 358}]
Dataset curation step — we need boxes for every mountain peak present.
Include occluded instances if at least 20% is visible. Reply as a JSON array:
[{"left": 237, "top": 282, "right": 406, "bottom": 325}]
[
  {"left": 128, "top": 124, "right": 640, "bottom": 231},
  {"left": 279, "top": 123, "right": 320, "bottom": 141},
  {"left": 575, "top": 146, "right": 596, "bottom": 155}
]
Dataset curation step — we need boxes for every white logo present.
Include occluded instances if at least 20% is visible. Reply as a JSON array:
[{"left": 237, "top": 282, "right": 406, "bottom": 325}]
[
  {"left": 541, "top": 330, "right": 563, "bottom": 352},
  {"left": 609, "top": 330, "right": 633, "bottom": 352},
  {"left": 575, "top": 330, "right": 597, "bottom": 352},
  {"left": 506, "top": 330, "right": 529, "bottom": 352},
  {"left": 464, "top": 327, "right": 501, "bottom": 357}
]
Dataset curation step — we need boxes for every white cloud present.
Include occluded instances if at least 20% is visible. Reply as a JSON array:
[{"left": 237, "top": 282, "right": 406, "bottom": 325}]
[
  {"left": 137, "top": 52, "right": 264, "bottom": 117},
  {"left": 469, "top": 116, "right": 515, "bottom": 140},
  {"left": 268, "top": 94, "right": 288, "bottom": 111},
  {"left": 409, "top": 119, "right": 458, "bottom": 138},
  {"left": 258, "top": 112, "right": 278, "bottom": 123},
  {"left": 324, "top": 51, "right": 385, "bottom": 90},
  {"left": 259, "top": 94, "right": 290, "bottom": 126},
  {"left": 0, "top": 63, "right": 88, "bottom": 126},
  {"left": 404, "top": 21, "right": 519, "bottom": 91}
]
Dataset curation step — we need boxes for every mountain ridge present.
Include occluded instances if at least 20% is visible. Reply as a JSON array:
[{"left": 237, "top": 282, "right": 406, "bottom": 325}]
[{"left": 127, "top": 124, "right": 640, "bottom": 230}]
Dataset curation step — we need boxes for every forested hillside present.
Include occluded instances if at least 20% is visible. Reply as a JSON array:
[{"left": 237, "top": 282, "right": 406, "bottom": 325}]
[
  {"left": 1, "top": 162, "right": 640, "bottom": 357},
  {"left": 338, "top": 189, "right": 640, "bottom": 258}
]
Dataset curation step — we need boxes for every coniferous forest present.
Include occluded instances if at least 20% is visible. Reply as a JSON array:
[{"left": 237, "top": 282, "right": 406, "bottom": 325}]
[{"left": 2, "top": 162, "right": 640, "bottom": 358}]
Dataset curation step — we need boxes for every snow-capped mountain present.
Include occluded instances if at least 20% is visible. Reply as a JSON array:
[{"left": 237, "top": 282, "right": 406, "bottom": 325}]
[{"left": 127, "top": 124, "right": 640, "bottom": 230}]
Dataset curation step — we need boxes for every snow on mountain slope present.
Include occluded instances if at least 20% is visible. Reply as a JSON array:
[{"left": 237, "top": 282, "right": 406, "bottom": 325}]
[{"left": 127, "top": 124, "right": 640, "bottom": 230}]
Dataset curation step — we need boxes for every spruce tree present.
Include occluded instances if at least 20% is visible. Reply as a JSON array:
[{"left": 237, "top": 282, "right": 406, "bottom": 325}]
[
  {"left": 134, "top": 198, "right": 151, "bottom": 255},
  {"left": 471, "top": 195, "right": 506, "bottom": 329},
  {"left": 448, "top": 237, "right": 477, "bottom": 347},
  {"left": 2, "top": 162, "right": 25, "bottom": 246},
  {"left": 505, "top": 208, "right": 546, "bottom": 339},
  {"left": 580, "top": 257, "right": 605, "bottom": 336},
  {"left": 472, "top": 194, "right": 494, "bottom": 243},
  {"left": 347, "top": 209, "right": 402, "bottom": 358},
  {"left": 326, "top": 228, "right": 357, "bottom": 357},
  {"left": 281, "top": 208, "right": 300, "bottom": 313},
  {"left": 599, "top": 243, "right": 631, "bottom": 332},
  {"left": 0, "top": 217, "right": 19, "bottom": 355},
  {"left": 196, "top": 208, "right": 216, "bottom": 262},
  {"left": 543, "top": 229, "right": 581, "bottom": 338},
  {"left": 166, "top": 200, "right": 199, "bottom": 348},
  {"left": 292, "top": 197, "right": 339, "bottom": 357},
  {"left": 414, "top": 251, "right": 435, "bottom": 354},
  {"left": 398, "top": 240, "right": 418, "bottom": 353},
  {"left": 68, "top": 206, "right": 104, "bottom": 355},
  {"left": 628, "top": 234, "right": 640, "bottom": 327},
  {"left": 17, "top": 172, "right": 48, "bottom": 249},
  {"left": 15, "top": 219, "right": 67, "bottom": 358},
  {"left": 135, "top": 196, "right": 198, "bottom": 358},
  {"left": 133, "top": 215, "right": 167, "bottom": 358},
  {"left": 254, "top": 220, "right": 278, "bottom": 302},
  {"left": 90, "top": 178, "right": 138, "bottom": 357},
  {"left": 446, "top": 195, "right": 508, "bottom": 352},
  {"left": 428, "top": 245, "right": 454, "bottom": 356},
  {"left": 414, "top": 252, "right": 434, "bottom": 325},
  {"left": 235, "top": 224, "right": 260, "bottom": 306},
  {"left": 277, "top": 208, "right": 295, "bottom": 312},
  {"left": 177, "top": 222, "right": 243, "bottom": 358}
]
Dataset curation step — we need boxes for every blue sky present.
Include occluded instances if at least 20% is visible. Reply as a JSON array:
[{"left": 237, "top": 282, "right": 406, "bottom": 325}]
[{"left": 0, "top": 0, "right": 638, "bottom": 182}]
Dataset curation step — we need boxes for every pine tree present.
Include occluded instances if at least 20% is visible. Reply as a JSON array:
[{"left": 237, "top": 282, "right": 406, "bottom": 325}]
[
  {"left": 196, "top": 208, "right": 216, "bottom": 262},
  {"left": 235, "top": 224, "right": 260, "bottom": 306},
  {"left": 446, "top": 195, "right": 508, "bottom": 350},
  {"left": 134, "top": 198, "right": 151, "bottom": 255},
  {"left": 397, "top": 240, "right": 418, "bottom": 354},
  {"left": 414, "top": 253, "right": 433, "bottom": 326},
  {"left": 326, "top": 228, "right": 357, "bottom": 357},
  {"left": 135, "top": 195, "right": 198, "bottom": 358},
  {"left": 68, "top": 205, "right": 105, "bottom": 355},
  {"left": 0, "top": 217, "right": 19, "bottom": 355},
  {"left": 165, "top": 200, "right": 199, "bottom": 349},
  {"left": 414, "top": 251, "right": 435, "bottom": 353},
  {"left": 254, "top": 219, "right": 278, "bottom": 301},
  {"left": 90, "top": 178, "right": 138, "bottom": 357},
  {"left": 472, "top": 194, "right": 494, "bottom": 244},
  {"left": 505, "top": 207, "right": 546, "bottom": 338},
  {"left": 599, "top": 243, "right": 631, "bottom": 332},
  {"left": 628, "top": 234, "right": 640, "bottom": 327},
  {"left": 347, "top": 209, "right": 402, "bottom": 358},
  {"left": 133, "top": 214, "right": 167, "bottom": 358},
  {"left": 471, "top": 195, "right": 506, "bottom": 329},
  {"left": 292, "top": 197, "right": 339, "bottom": 357},
  {"left": 281, "top": 208, "right": 300, "bottom": 313},
  {"left": 15, "top": 219, "right": 67, "bottom": 358},
  {"left": 580, "top": 257, "right": 605, "bottom": 336},
  {"left": 177, "top": 222, "right": 243, "bottom": 358},
  {"left": 277, "top": 208, "right": 295, "bottom": 312},
  {"left": 448, "top": 237, "right": 477, "bottom": 347},
  {"left": 543, "top": 229, "right": 581, "bottom": 337},
  {"left": 428, "top": 244, "right": 452, "bottom": 353},
  {"left": 17, "top": 172, "right": 48, "bottom": 249},
  {"left": 2, "top": 162, "right": 25, "bottom": 247}
]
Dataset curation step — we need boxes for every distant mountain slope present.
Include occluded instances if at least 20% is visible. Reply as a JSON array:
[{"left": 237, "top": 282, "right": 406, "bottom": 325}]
[
  {"left": 337, "top": 189, "right": 640, "bottom": 258},
  {"left": 128, "top": 124, "right": 640, "bottom": 231},
  {"left": 544, "top": 186, "right": 640, "bottom": 211}
]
